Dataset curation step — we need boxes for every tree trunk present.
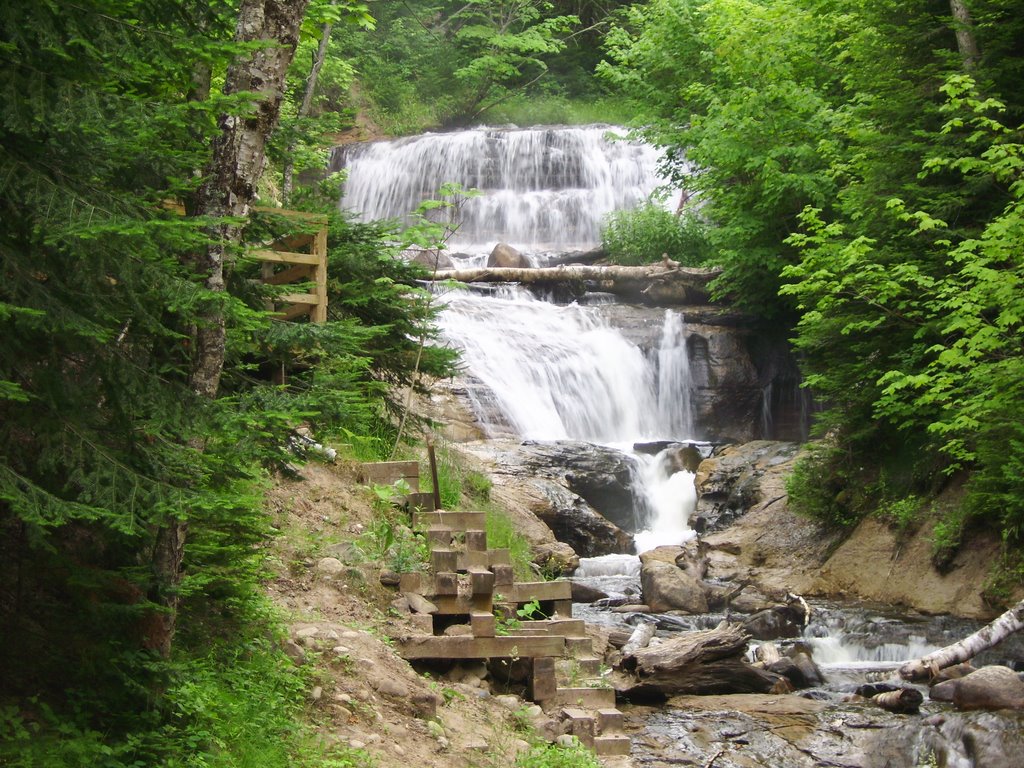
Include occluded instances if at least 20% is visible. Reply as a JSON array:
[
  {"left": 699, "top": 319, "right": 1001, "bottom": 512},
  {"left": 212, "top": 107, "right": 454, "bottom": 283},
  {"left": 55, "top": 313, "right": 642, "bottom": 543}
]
[
  {"left": 949, "top": 0, "right": 980, "bottom": 70},
  {"left": 150, "top": 0, "right": 310, "bottom": 659},
  {"left": 432, "top": 264, "right": 720, "bottom": 305},
  {"left": 282, "top": 2, "right": 336, "bottom": 202},
  {"left": 899, "top": 598, "right": 1024, "bottom": 681}
]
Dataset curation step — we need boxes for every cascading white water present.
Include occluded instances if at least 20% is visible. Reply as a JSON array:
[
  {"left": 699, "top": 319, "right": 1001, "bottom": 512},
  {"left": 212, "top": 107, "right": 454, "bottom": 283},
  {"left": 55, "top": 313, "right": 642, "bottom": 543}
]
[
  {"left": 437, "top": 286, "right": 698, "bottom": 554},
  {"left": 334, "top": 125, "right": 677, "bottom": 263}
]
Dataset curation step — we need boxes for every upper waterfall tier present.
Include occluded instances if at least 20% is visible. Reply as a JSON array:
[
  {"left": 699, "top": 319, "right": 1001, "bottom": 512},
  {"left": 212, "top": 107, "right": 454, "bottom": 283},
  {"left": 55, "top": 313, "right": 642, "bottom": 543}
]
[{"left": 332, "top": 125, "right": 677, "bottom": 262}]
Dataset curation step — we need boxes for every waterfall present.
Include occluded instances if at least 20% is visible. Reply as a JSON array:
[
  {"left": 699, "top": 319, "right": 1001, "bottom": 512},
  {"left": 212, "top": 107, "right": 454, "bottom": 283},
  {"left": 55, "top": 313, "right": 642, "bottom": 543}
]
[
  {"left": 333, "top": 125, "right": 676, "bottom": 263},
  {"left": 437, "top": 287, "right": 698, "bottom": 554},
  {"left": 437, "top": 289, "right": 694, "bottom": 445}
]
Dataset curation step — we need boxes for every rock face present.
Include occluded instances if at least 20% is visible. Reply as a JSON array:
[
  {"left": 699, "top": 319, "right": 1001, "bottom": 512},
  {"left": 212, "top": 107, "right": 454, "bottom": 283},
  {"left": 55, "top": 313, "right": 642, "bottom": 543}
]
[
  {"left": 694, "top": 441, "right": 799, "bottom": 533},
  {"left": 515, "top": 440, "right": 648, "bottom": 533},
  {"left": 487, "top": 242, "right": 530, "bottom": 268}
]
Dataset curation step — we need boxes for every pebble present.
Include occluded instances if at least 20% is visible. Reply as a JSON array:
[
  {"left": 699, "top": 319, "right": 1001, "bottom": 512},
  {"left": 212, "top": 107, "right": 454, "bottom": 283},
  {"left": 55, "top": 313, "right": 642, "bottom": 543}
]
[
  {"left": 310, "top": 686, "right": 323, "bottom": 701},
  {"left": 295, "top": 626, "right": 319, "bottom": 639},
  {"left": 494, "top": 694, "right": 521, "bottom": 710},
  {"left": 349, "top": 740, "right": 366, "bottom": 750},
  {"left": 556, "top": 734, "right": 577, "bottom": 748},
  {"left": 393, "top": 745, "right": 406, "bottom": 756}
]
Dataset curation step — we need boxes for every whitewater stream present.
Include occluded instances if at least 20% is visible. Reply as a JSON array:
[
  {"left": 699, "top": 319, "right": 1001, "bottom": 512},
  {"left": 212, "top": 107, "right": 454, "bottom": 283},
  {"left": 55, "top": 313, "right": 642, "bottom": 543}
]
[{"left": 336, "top": 125, "right": 1024, "bottom": 767}]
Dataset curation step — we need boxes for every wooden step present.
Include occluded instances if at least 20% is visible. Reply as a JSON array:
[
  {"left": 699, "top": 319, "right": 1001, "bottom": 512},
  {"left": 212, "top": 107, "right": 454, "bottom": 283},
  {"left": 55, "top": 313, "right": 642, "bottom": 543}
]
[
  {"left": 426, "top": 526, "right": 453, "bottom": 547},
  {"left": 596, "top": 708, "right": 624, "bottom": 734},
  {"left": 545, "top": 687, "right": 616, "bottom": 709},
  {"left": 557, "top": 656, "right": 602, "bottom": 678},
  {"left": 594, "top": 734, "right": 631, "bottom": 756},
  {"left": 512, "top": 618, "right": 585, "bottom": 635},
  {"left": 531, "top": 656, "right": 557, "bottom": 701},
  {"left": 358, "top": 460, "right": 420, "bottom": 491},
  {"left": 414, "top": 510, "right": 486, "bottom": 531},
  {"left": 405, "top": 491, "right": 435, "bottom": 511},
  {"left": 398, "top": 634, "right": 566, "bottom": 660},
  {"left": 470, "top": 611, "right": 496, "bottom": 638},
  {"left": 561, "top": 707, "right": 595, "bottom": 748},
  {"left": 465, "top": 529, "right": 487, "bottom": 551},
  {"left": 510, "top": 580, "right": 572, "bottom": 602}
]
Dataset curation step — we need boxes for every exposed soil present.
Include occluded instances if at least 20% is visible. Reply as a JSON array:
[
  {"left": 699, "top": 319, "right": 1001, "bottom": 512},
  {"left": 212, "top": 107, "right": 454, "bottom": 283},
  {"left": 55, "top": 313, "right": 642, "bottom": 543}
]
[{"left": 263, "top": 460, "right": 635, "bottom": 767}]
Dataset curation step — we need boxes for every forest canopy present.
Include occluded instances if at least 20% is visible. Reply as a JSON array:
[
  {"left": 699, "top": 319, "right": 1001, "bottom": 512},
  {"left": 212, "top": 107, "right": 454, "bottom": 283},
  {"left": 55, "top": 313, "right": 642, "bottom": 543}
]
[{"left": 599, "top": 0, "right": 1024, "bottom": 563}]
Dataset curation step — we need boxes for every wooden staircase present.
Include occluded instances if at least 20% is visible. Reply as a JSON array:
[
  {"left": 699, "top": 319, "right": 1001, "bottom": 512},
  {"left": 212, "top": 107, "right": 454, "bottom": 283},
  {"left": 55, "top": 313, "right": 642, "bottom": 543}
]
[{"left": 361, "top": 463, "right": 630, "bottom": 757}]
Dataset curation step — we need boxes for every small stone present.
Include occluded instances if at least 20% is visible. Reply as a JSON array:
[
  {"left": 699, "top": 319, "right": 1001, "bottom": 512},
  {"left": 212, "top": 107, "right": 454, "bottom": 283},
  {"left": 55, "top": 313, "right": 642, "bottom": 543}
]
[
  {"left": 316, "top": 557, "right": 345, "bottom": 577},
  {"left": 380, "top": 569, "right": 402, "bottom": 587},
  {"left": 335, "top": 693, "right": 353, "bottom": 704},
  {"left": 310, "top": 686, "right": 323, "bottom": 701},
  {"left": 443, "top": 624, "right": 473, "bottom": 636},
  {"left": 373, "top": 677, "right": 409, "bottom": 698},
  {"left": 495, "top": 694, "right": 521, "bottom": 710},
  {"left": 282, "top": 640, "right": 305, "bottom": 665},
  {"left": 393, "top": 745, "right": 405, "bottom": 756},
  {"left": 524, "top": 705, "right": 543, "bottom": 718},
  {"left": 427, "top": 720, "right": 446, "bottom": 739},
  {"left": 404, "top": 592, "right": 439, "bottom": 614},
  {"left": 349, "top": 740, "right": 366, "bottom": 750},
  {"left": 301, "top": 636, "right": 317, "bottom": 648},
  {"left": 295, "top": 626, "right": 319, "bottom": 639},
  {"left": 556, "top": 734, "right": 577, "bottom": 748},
  {"left": 436, "top": 736, "right": 450, "bottom": 751},
  {"left": 332, "top": 645, "right": 351, "bottom": 656}
]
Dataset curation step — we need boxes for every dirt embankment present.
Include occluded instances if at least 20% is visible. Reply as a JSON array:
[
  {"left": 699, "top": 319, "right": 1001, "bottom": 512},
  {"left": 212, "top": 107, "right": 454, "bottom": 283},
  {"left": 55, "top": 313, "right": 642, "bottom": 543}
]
[{"left": 698, "top": 442, "right": 1018, "bottom": 620}]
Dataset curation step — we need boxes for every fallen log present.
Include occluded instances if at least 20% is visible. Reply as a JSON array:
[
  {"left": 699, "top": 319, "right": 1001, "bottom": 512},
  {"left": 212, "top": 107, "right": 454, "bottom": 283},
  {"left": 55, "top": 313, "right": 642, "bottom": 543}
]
[
  {"left": 899, "top": 598, "right": 1024, "bottom": 681},
  {"left": 614, "top": 621, "right": 784, "bottom": 698},
  {"left": 431, "top": 264, "right": 720, "bottom": 306}
]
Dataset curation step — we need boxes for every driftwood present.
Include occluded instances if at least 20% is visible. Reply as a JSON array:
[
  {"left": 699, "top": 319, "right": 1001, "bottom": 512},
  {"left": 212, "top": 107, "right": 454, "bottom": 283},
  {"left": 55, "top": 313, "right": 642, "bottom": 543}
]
[
  {"left": 431, "top": 264, "right": 720, "bottom": 305},
  {"left": 871, "top": 688, "right": 924, "bottom": 714},
  {"left": 899, "top": 598, "right": 1024, "bottom": 681},
  {"left": 621, "top": 619, "right": 657, "bottom": 655},
  {"left": 615, "top": 621, "right": 784, "bottom": 698}
]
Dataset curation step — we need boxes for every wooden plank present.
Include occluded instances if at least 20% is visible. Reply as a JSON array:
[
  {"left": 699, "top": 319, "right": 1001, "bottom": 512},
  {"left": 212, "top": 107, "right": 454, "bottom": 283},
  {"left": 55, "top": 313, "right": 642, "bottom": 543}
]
[
  {"left": 470, "top": 612, "right": 496, "bottom": 638},
  {"left": 512, "top": 581, "right": 572, "bottom": 602},
  {"left": 279, "top": 292, "right": 319, "bottom": 305},
  {"left": 397, "top": 634, "right": 565, "bottom": 660},
  {"left": 359, "top": 461, "right": 420, "bottom": 487},
  {"left": 276, "top": 302, "right": 314, "bottom": 321},
  {"left": 250, "top": 248, "right": 321, "bottom": 265},
  {"left": 312, "top": 222, "right": 328, "bottom": 324},
  {"left": 531, "top": 656, "right": 558, "bottom": 701},
  {"left": 414, "top": 511, "right": 486, "bottom": 531},
  {"left": 253, "top": 206, "right": 328, "bottom": 223},
  {"left": 594, "top": 735, "right": 631, "bottom": 756},
  {"left": 264, "top": 264, "right": 314, "bottom": 285},
  {"left": 547, "top": 687, "right": 616, "bottom": 709}
]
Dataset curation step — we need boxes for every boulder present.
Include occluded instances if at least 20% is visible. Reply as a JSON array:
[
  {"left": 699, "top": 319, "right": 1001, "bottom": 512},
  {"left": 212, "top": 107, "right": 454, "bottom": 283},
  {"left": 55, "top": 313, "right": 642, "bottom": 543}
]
[
  {"left": 640, "top": 559, "right": 709, "bottom": 614},
  {"left": 570, "top": 581, "right": 610, "bottom": 604},
  {"left": 741, "top": 604, "right": 806, "bottom": 640},
  {"left": 952, "top": 665, "right": 1024, "bottom": 711},
  {"left": 409, "top": 247, "right": 455, "bottom": 271},
  {"left": 487, "top": 242, "right": 530, "bottom": 268}
]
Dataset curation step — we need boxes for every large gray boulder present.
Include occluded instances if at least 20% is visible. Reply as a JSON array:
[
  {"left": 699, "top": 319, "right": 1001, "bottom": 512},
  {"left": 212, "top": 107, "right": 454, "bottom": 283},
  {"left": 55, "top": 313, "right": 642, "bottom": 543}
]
[
  {"left": 487, "top": 242, "right": 530, "bottom": 268},
  {"left": 951, "top": 666, "right": 1024, "bottom": 711},
  {"left": 640, "top": 559, "right": 709, "bottom": 614}
]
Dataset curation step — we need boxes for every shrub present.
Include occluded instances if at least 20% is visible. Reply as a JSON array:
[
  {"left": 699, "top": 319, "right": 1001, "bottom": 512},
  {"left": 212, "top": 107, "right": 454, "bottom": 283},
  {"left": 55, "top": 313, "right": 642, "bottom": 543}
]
[{"left": 601, "top": 204, "right": 712, "bottom": 266}]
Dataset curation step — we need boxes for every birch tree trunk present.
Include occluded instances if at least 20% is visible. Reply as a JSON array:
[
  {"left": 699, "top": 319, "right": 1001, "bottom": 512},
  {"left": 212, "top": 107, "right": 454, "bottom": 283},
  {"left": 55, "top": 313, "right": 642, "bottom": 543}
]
[
  {"left": 899, "top": 598, "right": 1024, "bottom": 681},
  {"left": 949, "top": 0, "right": 980, "bottom": 70},
  {"left": 150, "top": 0, "right": 310, "bottom": 659}
]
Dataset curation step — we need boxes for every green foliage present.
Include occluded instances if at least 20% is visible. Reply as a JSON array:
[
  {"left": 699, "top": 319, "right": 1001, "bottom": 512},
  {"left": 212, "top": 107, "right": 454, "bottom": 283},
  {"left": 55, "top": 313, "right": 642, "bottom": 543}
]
[
  {"left": 602, "top": 203, "right": 712, "bottom": 266},
  {"left": 331, "top": 0, "right": 616, "bottom": 130},
  {"left": 486, "top": 507, "right": 537, "bottom": 582},
  {"left": 785, "top": 442, "right": 861, "bottom": 528},
  {"left": 874, "top": 495, "right": 924, "bottom": 535},
  {"left": 515, "top": 740, "right": 602, "bottom": 768},
  {"left": 355, "top": 481, "right": 429, "bottom": 572}
]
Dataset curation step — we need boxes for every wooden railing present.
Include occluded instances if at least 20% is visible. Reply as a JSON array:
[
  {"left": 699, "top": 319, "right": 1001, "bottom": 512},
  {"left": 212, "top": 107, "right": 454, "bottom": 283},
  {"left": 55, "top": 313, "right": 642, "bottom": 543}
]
[{"left": 251, "top": 207, "right": 328, "bottom": 323}]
